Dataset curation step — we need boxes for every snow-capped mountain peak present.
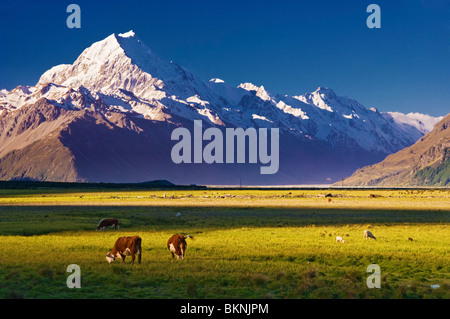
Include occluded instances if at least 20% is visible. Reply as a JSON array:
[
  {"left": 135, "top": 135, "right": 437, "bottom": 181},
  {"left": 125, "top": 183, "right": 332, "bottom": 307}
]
[
  {"left": 238, "top": 83, "right": 272, "bottom": 102},
  {"left": 29, "top": 31, "right": 230, "bottom": 123},
  {"left": 1, "top": 31, "right": 444, "bottom": 157},
  {"left": 38, "top": 31, "right": 162, "bottom": 91},
  {"left": 384, "top": 112, "right": 444, "bottom": 134},
  {"left": 0, "top": 30, "right": 447, "bottom": 185},
  {"left": 314, "top": 86, "right": 336, "bottom": 97},
  {"left": 293, "top": 88, "right": 335, "bottom": 113}
]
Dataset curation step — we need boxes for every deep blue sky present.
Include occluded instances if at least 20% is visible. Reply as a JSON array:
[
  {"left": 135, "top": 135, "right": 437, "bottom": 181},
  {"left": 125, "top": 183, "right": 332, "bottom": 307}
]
[{"left": 0, "top": 0, "right": 448, "bottom": 116}]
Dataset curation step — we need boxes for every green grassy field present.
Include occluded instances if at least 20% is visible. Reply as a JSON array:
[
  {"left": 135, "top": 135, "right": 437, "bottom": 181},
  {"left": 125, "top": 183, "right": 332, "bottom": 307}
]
[{"left": 0, "top": 188, "right": 448, "bottom": 299}]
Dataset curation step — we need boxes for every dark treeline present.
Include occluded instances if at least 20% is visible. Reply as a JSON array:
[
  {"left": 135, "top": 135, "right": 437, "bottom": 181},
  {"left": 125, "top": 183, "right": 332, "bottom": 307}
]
[{"left": 0, "top": 180, "right": 206, "bottom": 190}]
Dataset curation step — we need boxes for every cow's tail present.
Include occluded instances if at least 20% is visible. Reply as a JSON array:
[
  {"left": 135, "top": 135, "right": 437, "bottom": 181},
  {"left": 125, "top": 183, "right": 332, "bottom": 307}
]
[{"left": 136, "top": 237, "right": 142, "bottom": 264}]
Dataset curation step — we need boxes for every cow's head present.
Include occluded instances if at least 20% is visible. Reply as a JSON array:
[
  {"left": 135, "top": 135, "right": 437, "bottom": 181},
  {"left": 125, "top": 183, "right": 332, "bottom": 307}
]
[{"left": 106, "top": 253, "right": 116, "bottom": 263}]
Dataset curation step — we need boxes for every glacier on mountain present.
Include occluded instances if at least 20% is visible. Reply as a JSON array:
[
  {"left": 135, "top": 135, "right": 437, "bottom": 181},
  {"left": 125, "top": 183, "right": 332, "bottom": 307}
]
[{"left": 0, "top": 31, "right": 443, "bottom": 159}]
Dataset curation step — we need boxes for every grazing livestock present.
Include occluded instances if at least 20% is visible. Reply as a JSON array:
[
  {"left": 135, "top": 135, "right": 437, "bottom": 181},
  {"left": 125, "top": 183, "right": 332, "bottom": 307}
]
[
  {"left": 408, "top": 237, "right": 414, "bottom": 241},
  {"left": 106, "top": 235, "right": 141, "bottom": 265},
  {"left": 335, "top": 236, "right": 345, "bottom": 243},
  {"left": 97, "top": 218, "right": 119, "bottom": 231},
  {"left": 167, "top": 234, "right": 194, "bottom": 261},
  {"left": 175, "top": 212, "right": 181, "bottom": 217},
  {"left": 364, "top": 230, "right": 376, "bottom": 240}
]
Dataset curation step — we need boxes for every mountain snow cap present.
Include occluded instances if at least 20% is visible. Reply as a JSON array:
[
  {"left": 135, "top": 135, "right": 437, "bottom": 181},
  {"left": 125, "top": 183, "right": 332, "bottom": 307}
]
[
  {"left": 210, "top": 78, "right": 225, "bottom": 84},
  {"left": 238, "top": 83, "right": 272, "bottom": 102},
  {"left": 314, "top": 86, "right": 336, "bottom": 98}
]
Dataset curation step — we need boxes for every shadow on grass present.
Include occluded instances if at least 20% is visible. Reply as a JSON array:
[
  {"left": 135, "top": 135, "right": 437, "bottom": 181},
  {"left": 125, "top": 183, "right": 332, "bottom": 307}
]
[{"left": 0, "top": 205, "right": 448, "bottom": 236}]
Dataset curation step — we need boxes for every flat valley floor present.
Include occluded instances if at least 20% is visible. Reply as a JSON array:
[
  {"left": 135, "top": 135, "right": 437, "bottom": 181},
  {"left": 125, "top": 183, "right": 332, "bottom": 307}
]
[{"left": 0, "top": 188, "right": 448, "bottom": 299}]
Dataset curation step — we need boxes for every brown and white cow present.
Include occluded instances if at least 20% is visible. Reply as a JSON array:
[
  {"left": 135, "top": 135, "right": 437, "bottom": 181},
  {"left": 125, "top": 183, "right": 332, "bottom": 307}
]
[
  {"left": 106, "top": 235, "right": 141, "bottom": 265},
  {"left": 167, "top": 234, "right": 193, "bottom": 261},
  {"left": 97, "top": 218, "right": 119, "bottom": 231}
]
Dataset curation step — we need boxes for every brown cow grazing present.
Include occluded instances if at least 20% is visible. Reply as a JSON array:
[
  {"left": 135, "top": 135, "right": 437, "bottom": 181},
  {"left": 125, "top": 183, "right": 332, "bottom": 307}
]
[
  {"left": 97, "top": 218, "right": 119, "bottom": 231},
  {"left": 106, "top": 235, "right": 141, "bottom": 265},
  {"left": 167, "top": 234, "right": 194, "bottom": 261}
]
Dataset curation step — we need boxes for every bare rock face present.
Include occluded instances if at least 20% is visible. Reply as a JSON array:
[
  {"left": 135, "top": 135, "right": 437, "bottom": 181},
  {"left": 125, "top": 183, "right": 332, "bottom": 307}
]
[
  {"left": 339, "top": 114, "right": 450, "bottom": 186},
  {"left": 0, "top": 31, "right": 444, "bottom": 185}
]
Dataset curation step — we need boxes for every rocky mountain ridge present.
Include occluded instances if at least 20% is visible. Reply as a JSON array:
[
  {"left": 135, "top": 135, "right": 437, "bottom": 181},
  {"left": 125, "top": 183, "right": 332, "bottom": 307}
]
[{"left": 0, "top": 31, "right": 443, "bottom": 185}]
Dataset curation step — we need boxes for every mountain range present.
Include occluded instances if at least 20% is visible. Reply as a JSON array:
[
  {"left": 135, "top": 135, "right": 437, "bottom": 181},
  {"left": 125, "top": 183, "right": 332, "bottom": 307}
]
[
  {"left": 339, "top": 113, "right": 450, "bottom": 187},
  {"left": 0, "top": 31, "right": 444, "bottom": 185}
]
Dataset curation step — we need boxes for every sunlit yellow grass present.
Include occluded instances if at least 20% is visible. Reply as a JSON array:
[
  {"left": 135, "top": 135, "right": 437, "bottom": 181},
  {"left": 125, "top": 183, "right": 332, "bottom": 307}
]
[
  {"left": 0, "top": 189, "right": 449, "bottom": 210},
  {"left": 1, "top": 224, "right": 448, "bottom": 298},
  {"left": 0, "top": 188, "right": 448, "bottom": 298}
]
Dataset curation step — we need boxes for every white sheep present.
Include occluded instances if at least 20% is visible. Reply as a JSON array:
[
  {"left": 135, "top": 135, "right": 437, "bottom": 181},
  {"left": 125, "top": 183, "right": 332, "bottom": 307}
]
[
  {"left": 336, "top": 236, "right": 345, "bottom": 243},
  {"left": 175, "top": 212, "right": 181, "bottom": 217},
  {"left": 364, "top": 230, "right": 376, "bottom": 240}
]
